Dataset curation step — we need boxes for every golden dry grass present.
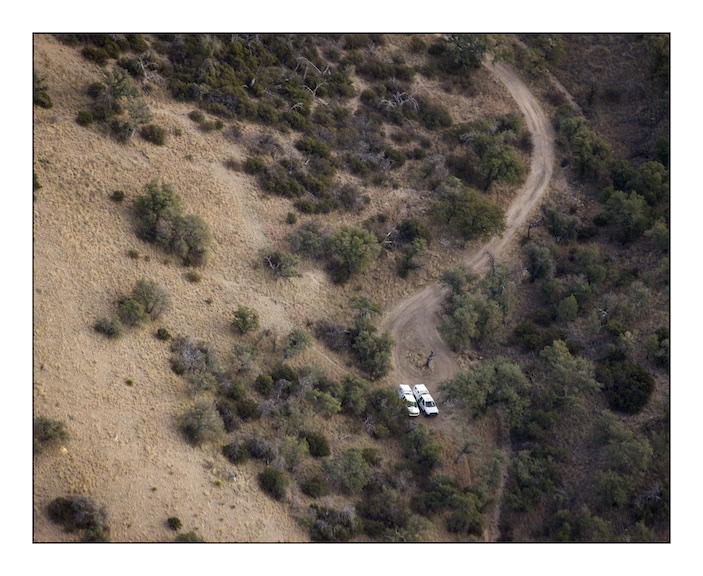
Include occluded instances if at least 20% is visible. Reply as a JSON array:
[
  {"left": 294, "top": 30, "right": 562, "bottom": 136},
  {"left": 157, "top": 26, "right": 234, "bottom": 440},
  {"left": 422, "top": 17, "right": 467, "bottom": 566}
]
[{"left": 33, "top": 33, "right": 523, "bottom": 542}]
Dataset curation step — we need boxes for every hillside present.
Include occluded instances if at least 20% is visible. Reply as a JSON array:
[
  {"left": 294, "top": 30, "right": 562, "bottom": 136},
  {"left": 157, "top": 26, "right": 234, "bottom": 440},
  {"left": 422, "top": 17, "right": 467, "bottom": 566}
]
[{"left": 33, "top": 33, "right": 669, "bottom": 543}]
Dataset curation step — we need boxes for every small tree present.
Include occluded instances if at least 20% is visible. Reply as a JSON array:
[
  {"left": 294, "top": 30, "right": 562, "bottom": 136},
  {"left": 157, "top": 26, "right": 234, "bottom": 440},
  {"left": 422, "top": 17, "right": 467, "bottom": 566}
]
[
  {"left": 328, "top": 226, "right": 380, "bottom": 277},
  {"left": 323, "top": 449, "right": 372, "bottom": 494},
  {"left": 134, "top": 180, "right": 183, "bottom": 243},
  {"left": 34, "top": 417, "right": 69, "bottom": 453},
  {"left": 177, "top": 401, "right": 225, "bottom": 446},
  {"left": 261, "top": 249, "right": 301, "bottom": 280},
  {"left": 33, "top": 72, "right": 53, "bottom": 109},
  {"left": 118, "top": 298, "right": 149, "bottom": 327},
  {"left": 131, "top": 279, "right": 171, "bottom": 320},
  {"left": 540, "top": 340, "right": 600, "bottom": 406},
  {"left": 170, "top": 214, "right": 212, "bottom": 267},
  {"left": 231, "top": 306, "right": 260, "bottom": 335},
  {"left": 284, "top": 328, "right": 312, "bottom": 360},
  {"left": 258, "top": 467, "right": 290, "bottom": 500}
]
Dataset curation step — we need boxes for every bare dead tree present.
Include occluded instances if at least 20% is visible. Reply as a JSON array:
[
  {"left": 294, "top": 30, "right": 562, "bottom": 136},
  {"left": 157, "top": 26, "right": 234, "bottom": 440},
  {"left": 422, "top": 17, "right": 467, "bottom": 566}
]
[{"left": 423, "top": 351, "right": 436, "bottom": 370}]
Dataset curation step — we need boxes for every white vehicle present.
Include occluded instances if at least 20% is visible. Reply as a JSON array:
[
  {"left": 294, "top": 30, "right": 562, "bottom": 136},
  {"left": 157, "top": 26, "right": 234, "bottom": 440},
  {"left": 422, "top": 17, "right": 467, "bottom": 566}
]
[
  {"left": 397, "top": 384, "right": 420, "bottom": 417},
  {"left": 412, "top": 384, "right": 439, "bottom": 417}
]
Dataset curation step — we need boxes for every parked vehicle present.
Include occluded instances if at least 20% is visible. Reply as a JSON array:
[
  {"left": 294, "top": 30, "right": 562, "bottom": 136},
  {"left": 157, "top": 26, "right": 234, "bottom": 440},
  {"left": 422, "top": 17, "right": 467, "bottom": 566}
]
[
  {"left": 412, "top": 384, "right": 439, "bottom": 417},
  {"left": 397, "top": 384, "right": 420, "bottom": 417}
]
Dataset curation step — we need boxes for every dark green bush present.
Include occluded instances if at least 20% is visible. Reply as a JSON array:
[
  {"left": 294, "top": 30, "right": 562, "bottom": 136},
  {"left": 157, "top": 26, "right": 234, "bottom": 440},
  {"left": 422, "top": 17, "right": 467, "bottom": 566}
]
[
  {"left": 167, "top": 516, "right": 182, "bottom": 531},
  {"left": 222, "top": 441, "right": 250, "bottom": 465},
  {"left": 170, "top": 214, "right": 212, "bottom": 266},
  {"left": 177, "top": 401, "right": 225, "bottom": 446},
  {"left": 243, "top": 156, "right": 267, "bottom": 175},
  {"left": 596, "top": 357, "right": 656, "bottom": 414},
  {"left": 255, "top": 373, "right": 275, "bottom": 396},
  {"left": 140, "top": 123, "right": 166, "bottom": 145},
  {"left": 301, "top": 431, "right": 331, "bottom": 458},
  {"left": 47, "top": 496, "right": 108, "bottom": 535},
  {"left": 94, "top": 316, "right": 123, "bottom": 338},
  {"left": 231, "top": 306, "right": 260, "bottom": 334},
  {"left": 189, "top": 110, "right": 205, "bottom": 124},
  {"left": 175, "top": 531, "right": 205, "bottom": 542},
  {"left": 34, "top": 416, "right": 69, "bottom": 453},
  {"left": 235, "top": 397, "right": 261, "bottom": 421},
  {"left": 131, "top": 278, "right": 171, "bottom": 320},
  {"left": 307, "top": 504, "right": 358, "bottom": 542},
  {"left": 245, "top": 437, "right": 276, "bottom": 463},
  {"left": 260, "top": 249, "right": 301, "bottom": 280},
  {"left": 300, "top": 475, "right": 331, "bottom": 498},
  {"left": 33, "top": 73, "right": 54, "bottom": 108},
  {"left": 118, "top": 298, "right": 149, "bottom": 327},
  {"left": 156, "top": 327, "right": 172, "bottom": 341},
  {"left": 76, "top": 110, "right": 94, "bottom": 126},
  {"left": 258, "top": 467, "right": 289, "bottom": 500},
  {"left": 82, "top": 45, "right": 110, "bottom": 65}
]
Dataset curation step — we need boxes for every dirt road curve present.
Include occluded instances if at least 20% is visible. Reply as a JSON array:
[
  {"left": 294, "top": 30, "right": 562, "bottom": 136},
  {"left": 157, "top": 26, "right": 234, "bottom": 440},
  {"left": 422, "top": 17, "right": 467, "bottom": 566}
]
[{"left": 383, "top": 59, "right": 555, "bottom": 386}]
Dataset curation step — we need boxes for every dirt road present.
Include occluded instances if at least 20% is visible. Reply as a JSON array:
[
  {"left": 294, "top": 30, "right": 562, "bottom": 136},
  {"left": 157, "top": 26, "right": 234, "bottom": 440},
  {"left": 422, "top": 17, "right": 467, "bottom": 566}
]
[{"left": 383, "top": 59, "right": 555, "bottom": 386}]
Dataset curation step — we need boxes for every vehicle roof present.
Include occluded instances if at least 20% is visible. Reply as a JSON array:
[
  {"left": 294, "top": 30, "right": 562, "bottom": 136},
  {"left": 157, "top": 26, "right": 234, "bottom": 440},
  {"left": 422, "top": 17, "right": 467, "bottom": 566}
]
[{"left": 398, "top": 384, "right": 412, "bottom": 391}]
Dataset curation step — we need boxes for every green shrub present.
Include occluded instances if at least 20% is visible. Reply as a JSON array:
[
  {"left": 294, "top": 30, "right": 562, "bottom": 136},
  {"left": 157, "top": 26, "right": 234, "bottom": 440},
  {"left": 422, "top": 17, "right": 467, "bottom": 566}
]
[
  {"left": 177, "top": 401, "right": 225, "bottom": 446},
  {"left": 351, "top": 323, "right": 394, "bottom": 380},
  {"left": 255, "top": 373, "right": 275, "bottom": 396},
  {"left": 302, "top": 430, "right": 331, "bottom": 458},
  {"left": 260, "top": 249, "right": 301, "bottom": 280},
  {"left": 175, "top": 531, "right": 205, "bottom": 542},
  {"left": 243, "top": 156, "right": 267, "bottom": 175},
  {"left": 222, "top": 441, "right": 250, "bottom": 464},
  {"left": 286, "top": 226, "right": 325, "bottom": 259},
  {"left": 284, "top": 328, "right": 312, "bottom": 360},
  {"left": 231, "top": 306, "right": 260, "bottom": 335},
  {"left": 47, "top": 496, "right": 108, "bottom": 535},
  {"left": 167, "top": 516, "right": 182, "bottom": 531},
  {"left": 134, "top": 180, "right": 183, "bottom": 243},
  {"left": 189, "top": 110, "right": 205, "bottom": 124},
  {"left": 184, "top": 270, "right": 202, "bottom": 283},
  {"left": 140, "top": 123, "right": 166, "bottom": 145},
  {"left": 596, "top": 357, "right": 656, "bottom": 414},
  {"left": 258, "top": 467, "right": 289, "bottom": 500},
  {"left": 300, "top": 475, "right": 331, "bottom": 498},
  {"left": 34, "top": 417, "right": 69, "bottom": 453},
  {"left": 305, "top": 390, "right": 341, "bottom": 418},
  {"left": 94, "top": 316, "right": 123, "bottom": 338},
  {"left": 235, "top": 397, "right": 261, "bottom": 421},
  {"left": 323, "top": 449, "right": 372, "bottom": 494},
  {"left": 131, "top": 279, "right": 170, "bottom": 320},
  {"left": 76, "top": 110, "right": 94, "bottom": 126},
  {"left": 307, "top": 504, "right": 358, "bottom": 542},
  {"left": 245, "top": 437, "right": 276, "bottom": 463},
  {"left": 170, "top": 214, "right": 212, "bottom": 266},
  {"left": 33, "top": 73, "right": 54, "bottom": 109},
  {"left": 118, "top": 298, "right": 149, "bottom": 327}
]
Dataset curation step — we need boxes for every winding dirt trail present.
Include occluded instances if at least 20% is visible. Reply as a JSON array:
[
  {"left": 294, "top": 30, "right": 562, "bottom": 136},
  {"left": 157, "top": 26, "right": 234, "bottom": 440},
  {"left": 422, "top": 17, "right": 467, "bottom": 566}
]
[
  {"left": 383, "top": 58, "right": 555, "bottom": 387},
  {"left": 383, "top": 59, "right": 555, "bottom": 541}
]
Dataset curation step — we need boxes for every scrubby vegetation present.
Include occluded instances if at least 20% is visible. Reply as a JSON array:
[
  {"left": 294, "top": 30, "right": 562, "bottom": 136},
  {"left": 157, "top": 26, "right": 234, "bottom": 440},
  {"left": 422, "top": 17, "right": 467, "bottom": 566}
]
[
  {"left": 134, "top": 180, "right": 212, "bottom": 266},
  {"left": 47, "top": 496, "right": 110, "bottom": 542},
  {"left": 36, "top": 33, "right": 668, "bottom": 544},
  {"left": 94, "top": 278, "right": 170, "bottom": 337},
  {"left": 34, "top": 416, "right": 69, "bottom": 454}
]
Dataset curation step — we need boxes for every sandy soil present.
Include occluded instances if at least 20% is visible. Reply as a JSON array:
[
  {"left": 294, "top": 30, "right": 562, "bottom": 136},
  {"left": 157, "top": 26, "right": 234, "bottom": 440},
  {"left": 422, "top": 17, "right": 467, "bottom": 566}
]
[{"left": 33, "top": 34, "right": 558, "bottom": 543}]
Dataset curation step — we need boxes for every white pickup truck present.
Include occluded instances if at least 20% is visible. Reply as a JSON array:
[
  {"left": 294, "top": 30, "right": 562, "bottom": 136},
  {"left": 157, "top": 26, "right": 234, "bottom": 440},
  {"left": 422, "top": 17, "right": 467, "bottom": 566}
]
[
  {"left": 397, "top": 384, "right": 420, "bottom": 417},
  {"left": 412, "top": 384, "right": 439, "bottom": 417}
]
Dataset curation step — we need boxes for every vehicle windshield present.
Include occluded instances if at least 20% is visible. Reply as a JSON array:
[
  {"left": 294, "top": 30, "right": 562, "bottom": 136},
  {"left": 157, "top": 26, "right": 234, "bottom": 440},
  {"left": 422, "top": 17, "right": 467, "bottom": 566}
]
[
  {"left": 426, "top": 400, "right": 436, "bottom": 407},
  {"left": 406, "top": 399, "right": 417, "bottom": 407}
]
